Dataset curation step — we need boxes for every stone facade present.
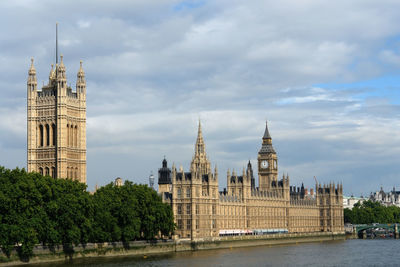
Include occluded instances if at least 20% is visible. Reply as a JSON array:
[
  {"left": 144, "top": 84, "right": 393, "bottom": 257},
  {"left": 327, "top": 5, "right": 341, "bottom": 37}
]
[
  {"left": 27, "top": 56, "right": 86, "bottom": 183},
  {"left": 158, "top": 121, "right": 344, "bottom": 239}
]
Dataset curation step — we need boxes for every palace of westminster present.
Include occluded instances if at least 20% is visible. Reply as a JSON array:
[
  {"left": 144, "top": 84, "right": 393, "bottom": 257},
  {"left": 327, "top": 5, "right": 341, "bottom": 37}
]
[{"left": 27, "top": 51, "right": 344, "bottom": 240}]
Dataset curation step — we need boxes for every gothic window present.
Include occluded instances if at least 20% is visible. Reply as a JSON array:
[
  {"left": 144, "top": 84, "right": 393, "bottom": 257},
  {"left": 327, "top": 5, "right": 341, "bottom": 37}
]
[
  {"left": 75, "top": 167, "right": 78, "bottom": 180},
  {"left": 212, "top": 205, "right": 216, "bottom": 215},
  {"left": 177, "top": 188, "right": 181, "bottom": 199},
  {"left": 186, "top": 219, "right": 191, "bottom": 230},
  {"left": 52, "top": 124, "right": 56, "bottom": 146},
  {"left": 39, "top": 167, "right": 43, "bottom": 175},
  {"left": 66, "top": 124, "right": 70, "bottom": 146},
  {"left": 45, "top": 167, "right": 49, "bottom": 176},
  {"left": 74, "top": 126, "right": 78, "bottom": 147},
  {"left": 46, "top": 124, "right": 50, "bottom": 146},
  {"left": 186, "top": 204, "right": 191, "bottom": 214},
  {"left": 196, "top": 204, "right": 199, "bottom": 215},
  {"left": 51, "top": 167, "right": 56, "bottom": 178},
  {"left": 70, "top": 124, "right": 73, "bottom": 147},
  {"left": 177, "top": 219, "right": 183, "bottom": 230},
  {"left": 196, "top": 219, "right": 199, "bottom": 229},
  {"left": 39, "top": 125, "right": 44, "bottom": 147},
  {"left": 177, "top": 204, "right": 182, "bottom": 214},
  {"left": 212, "top": 219, "right": 216, "bottom": 229},
  {"left": 186, "top": 188, "right": 190, "bottom": 198}
]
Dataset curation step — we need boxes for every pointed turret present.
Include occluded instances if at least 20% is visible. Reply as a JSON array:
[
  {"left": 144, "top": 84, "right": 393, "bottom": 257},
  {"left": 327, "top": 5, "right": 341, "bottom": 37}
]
[
  {"left": 214, "top": 164, "right": 218, "bottom": 180},
  {"left": 246, "top": 160, "right": 255, "bottom": 189},
  {"left": 27, "top": 58, "right": 37, "bottom": 97},
  {"left": 57, "top": 55, "right": 66, "bottom": 80},
  {"left": 195, "top": 120, "right": 205, "bottom": 156},
  {"left": 76, "top": 60, "right": 86, "bottom": 96},
  {"left": 28, "top": 58, "right": 36, "bottom": 79},
  {"left": 191, "top": 120, "right": 211, "bottom": 176},
  {"left": 28, "top": 58, "right": 37, "bottom": 83},
  {"left": 263, "top": 120, "right": 272, "bottom": 139},
  {"left": 48, "top": 64, "right": 56, "bottom": 83},
  {"left": 259, "top": 121, "right": 275, "bottom": 153}
]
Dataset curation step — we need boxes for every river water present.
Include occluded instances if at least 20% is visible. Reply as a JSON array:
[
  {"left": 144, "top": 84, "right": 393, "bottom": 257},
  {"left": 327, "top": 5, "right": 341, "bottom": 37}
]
[{"left": 30, "top": 239, "right": 397, "bottom": 267}]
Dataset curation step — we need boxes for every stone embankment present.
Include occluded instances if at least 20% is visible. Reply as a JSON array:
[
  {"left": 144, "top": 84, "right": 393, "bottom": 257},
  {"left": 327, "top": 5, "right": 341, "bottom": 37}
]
[{"left": 0, "top": 232, "right": 345, "bottom": 266}]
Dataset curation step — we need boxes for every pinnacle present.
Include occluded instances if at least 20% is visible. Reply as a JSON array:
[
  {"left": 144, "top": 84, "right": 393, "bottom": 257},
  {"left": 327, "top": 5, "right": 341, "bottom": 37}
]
[
  {"left": 28, "top": 57, "right": 36, "bottom": 75},
  {"left": 263, "top": 120, "right": 271, "bottom": 139}
]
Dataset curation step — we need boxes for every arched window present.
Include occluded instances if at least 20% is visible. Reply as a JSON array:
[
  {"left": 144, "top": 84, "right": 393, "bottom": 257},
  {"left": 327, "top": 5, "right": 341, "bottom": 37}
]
[
  {"left": 67, "top": 124, "right": 70, "bottom": 147},
  {"left": 51, "top": 167, "right": 56, "bottom": 178},
  {"left": 39, "top": 125, "right": 43, "bottom": 147},
  {"left": 69, "top": 124, "right": 73, "bottom": 147},
  {"left": 39, "top": 167, "right": 43, "bottom": 175},
  {"left": 46, "top": 124, "right": 50, "bottom": 146},
  {"left": 75, "top": 167, "right": 78, "bottom": 180},
  {"left": 45, "top": 167, "right": 50, "bottom": 176},
  {"left": 74, "top": 125, "right": 78, "bottom": 147},
  {"left": 52, "top": 124, "right": 56, "bottom": 146}
]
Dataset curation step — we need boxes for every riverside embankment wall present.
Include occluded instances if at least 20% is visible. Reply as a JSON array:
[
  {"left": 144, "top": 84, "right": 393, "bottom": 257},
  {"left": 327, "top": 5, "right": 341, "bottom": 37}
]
[{"left": 0, "top": 232, "right": 345, "bottom": 266}]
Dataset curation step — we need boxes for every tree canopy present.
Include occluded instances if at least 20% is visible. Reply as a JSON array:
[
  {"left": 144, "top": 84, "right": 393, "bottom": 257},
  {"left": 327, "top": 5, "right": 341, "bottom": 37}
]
[
  {"left": 0, "top": 166, "right": 174, "bottom": 260},
  {"left": 344, "top": 200, "right": 400, "bottom": 224}
]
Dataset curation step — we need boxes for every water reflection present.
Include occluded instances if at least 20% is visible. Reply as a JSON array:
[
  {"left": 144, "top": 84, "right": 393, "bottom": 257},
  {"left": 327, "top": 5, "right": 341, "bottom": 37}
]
[{"left": 25, "top": 239, "right": 399, "bottom": 267}]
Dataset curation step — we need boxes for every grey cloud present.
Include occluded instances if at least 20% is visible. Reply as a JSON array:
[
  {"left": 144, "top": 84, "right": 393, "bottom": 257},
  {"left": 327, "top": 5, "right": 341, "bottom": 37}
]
[{"left": 1, "top": 1, "right": 400, "bottom": 196}]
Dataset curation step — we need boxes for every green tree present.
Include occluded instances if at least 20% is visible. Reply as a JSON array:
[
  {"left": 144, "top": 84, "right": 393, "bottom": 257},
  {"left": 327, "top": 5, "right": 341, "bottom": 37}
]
[{"left": 0, "top": 166, "right": 174, "bottom": 261}]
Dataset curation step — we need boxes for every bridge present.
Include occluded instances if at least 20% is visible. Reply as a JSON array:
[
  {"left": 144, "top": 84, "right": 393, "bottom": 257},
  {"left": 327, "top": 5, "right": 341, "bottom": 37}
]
[{"left": 352, "top": 224, "right": 400, "bottom": 238}]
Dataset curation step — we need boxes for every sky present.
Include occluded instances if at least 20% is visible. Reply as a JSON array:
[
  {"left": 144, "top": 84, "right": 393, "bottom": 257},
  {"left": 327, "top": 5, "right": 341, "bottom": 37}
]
[{"left": 1, "top": 0, "right": 400, "bottom": 196}]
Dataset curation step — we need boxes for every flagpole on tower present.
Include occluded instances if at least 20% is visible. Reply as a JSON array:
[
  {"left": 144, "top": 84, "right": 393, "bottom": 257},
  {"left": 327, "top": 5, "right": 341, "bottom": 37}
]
[{"left": 56, "top": 22, "right": 58, "bottom": 64}]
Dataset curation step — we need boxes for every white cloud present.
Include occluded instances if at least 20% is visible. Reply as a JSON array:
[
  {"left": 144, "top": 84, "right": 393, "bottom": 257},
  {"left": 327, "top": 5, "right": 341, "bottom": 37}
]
[{"left": 0, "top": 0, "right": 400, "bottom": 196}]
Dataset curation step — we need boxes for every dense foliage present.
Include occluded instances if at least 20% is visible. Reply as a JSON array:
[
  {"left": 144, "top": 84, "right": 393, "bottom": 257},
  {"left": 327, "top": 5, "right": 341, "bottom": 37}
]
[
  {"left": 0, "top": 166, "right": 174, "bottom": 260},
  {"left": 344, "top": 200, "right": 400, "bottom": 224}
]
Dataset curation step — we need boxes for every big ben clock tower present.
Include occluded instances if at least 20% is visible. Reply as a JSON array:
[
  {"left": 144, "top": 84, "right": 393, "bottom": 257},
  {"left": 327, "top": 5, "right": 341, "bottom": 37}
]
[{"left": 258, "top": 121, "right": 278, "bottom": 190}]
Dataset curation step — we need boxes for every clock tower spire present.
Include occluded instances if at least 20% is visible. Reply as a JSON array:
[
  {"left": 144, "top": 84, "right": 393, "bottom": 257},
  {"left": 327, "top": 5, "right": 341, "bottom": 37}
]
[{"left": 258, "top": 121, "right": 278, "bottom": 190}]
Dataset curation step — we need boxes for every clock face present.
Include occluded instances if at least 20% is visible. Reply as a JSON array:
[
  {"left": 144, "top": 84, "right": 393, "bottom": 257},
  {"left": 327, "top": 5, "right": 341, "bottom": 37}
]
[{"left": 261, "top": 160, "right": 268, "bottom": 168}]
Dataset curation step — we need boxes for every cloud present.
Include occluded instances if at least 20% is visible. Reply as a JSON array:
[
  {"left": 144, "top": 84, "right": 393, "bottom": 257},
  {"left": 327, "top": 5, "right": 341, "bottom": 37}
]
[{"left": 0, "top": 0, "right": 400, "bottom": 196}]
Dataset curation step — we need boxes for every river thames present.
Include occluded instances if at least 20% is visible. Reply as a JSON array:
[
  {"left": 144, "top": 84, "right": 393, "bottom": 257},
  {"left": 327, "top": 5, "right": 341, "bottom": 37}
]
[{"left": 31, "top": 239, "right": 397, "bottom": 267}]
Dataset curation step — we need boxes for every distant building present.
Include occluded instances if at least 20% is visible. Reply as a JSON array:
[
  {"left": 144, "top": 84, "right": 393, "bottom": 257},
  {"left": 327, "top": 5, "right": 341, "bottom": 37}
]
[
  {"left": 158, "top": 121, "right": 344, "bottom": 239},
  {"left": 343, "top": 196, "right": 367, "bottom": 209},
  {"left": 115, "top": 177, "right": 123, "bottom": 187},
  {"left": 149, "top": 171, "right": 155, "bottom": 189},
  {"left": 370, "top": 187, "right": 400, "bottom": 207}
]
